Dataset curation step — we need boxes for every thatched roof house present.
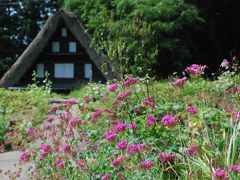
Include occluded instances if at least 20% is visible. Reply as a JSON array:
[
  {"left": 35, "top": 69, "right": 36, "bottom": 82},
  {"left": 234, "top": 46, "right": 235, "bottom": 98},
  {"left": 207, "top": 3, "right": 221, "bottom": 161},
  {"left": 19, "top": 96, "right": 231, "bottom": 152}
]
[{"left": 0, "top": 11, "right": 114, "bottom": 90}]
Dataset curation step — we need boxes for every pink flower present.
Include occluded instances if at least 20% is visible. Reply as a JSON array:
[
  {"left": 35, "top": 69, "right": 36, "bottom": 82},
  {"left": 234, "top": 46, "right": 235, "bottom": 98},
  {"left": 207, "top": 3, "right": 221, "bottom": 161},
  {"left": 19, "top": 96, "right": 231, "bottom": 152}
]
[
  {"left": 137, "top": 144, "right": 146, "bottom": 151},
  {"left": 19, "top": 152, "right": 31, "bottom": 164},
  {"left": 171, "top": 77, "right": 188, "bottom": 87},
  {"left": 48, "top": 105, "right": 59, "bottom": 113},
  {"left": 108, "top": 83, "right": 119, "bottom": 92},
  {"left": 186, "top": 145, "right": 199, "bottom": 156},
  {"left": 117, "top": 140, "right": 128, "bottom": 150},
  {"left": 186, "top": 106, "right": 198, "bottom": 114},
  {"left": 185, "top": 64, "right": 207, "bottom": 78},
  {"left": 91, "top": 108, "right": 103, "bottom": 122},
  {"left": 112, "top": 159, "right": 120, "bottom": 167},
  {"left": 41, "top": 144, "right": 51, "bottom": 153},
  {"left": 45, "top": 117, "right": 54, "bottom": 123},
  {"left": 158, "top": 152, "right": 175, "bottom": 162},
  {"left": 105, "top": 130, "right": 117, "bottom": 142},
  {"left": 123, "top": 78, "right": 138, "bottom": 87},
  {"left": 214, "top": 168, "right": 228, "bottom": 180},
  {"left": 60, "top": 112, "right": 71, "bottom": 121},
  {"left": 139, "top": 160, "right": 153, "bottom": 169},
  {"left": 55, "top": 157, "right": 64, "bottom": 169},
  {"left": 230, "top": 163, "right": 240, "bottom": 173},
  {"left": 101, "top": 173, "right": 111, "bottom": 180},
  {"left": 146, "top": 114, "right": 158, "bottom": 126},
  {"left": 220, "top": 59, "right": 229, "bottom": 68},
  {"left": 114, "top": 90, "right": 132, "bottom": 102},
  {"left": 143, "top": 99, "right": 156, "bottom": 109},
  {"left": 68, "top": 117, "right": 79, "bottom": 128},
  {"left": 114, "top": 122, "right": 128, "bottom": 133},
  {"left": 233, "top": 112, "right": 240, "bottom": 119},
  {"left": 62, "top": 144, "right": 71, "bottom": 153},
  {"left": 83, "top": 96, "right": 92, "bottom": 103},
  {"left": 224, "top": 85, "right": 240, "bottom": 94},
  {"left": 26, "top": 128, "right": 34, "bottom": 135},
  {"left": 129, "top": 123, "right": 137, "bottom": 130},
  {"left": 161, "top": 114, "right": 179, "bottom": 128},
  {"left": 128, "top": 144, "right": 139, "bottom": 154},
  {"left": 229, "top": 164, "right": 239, "bottom": 172},
  {"left": 67, "top": 99, "right": 77, "bottom": 105}
]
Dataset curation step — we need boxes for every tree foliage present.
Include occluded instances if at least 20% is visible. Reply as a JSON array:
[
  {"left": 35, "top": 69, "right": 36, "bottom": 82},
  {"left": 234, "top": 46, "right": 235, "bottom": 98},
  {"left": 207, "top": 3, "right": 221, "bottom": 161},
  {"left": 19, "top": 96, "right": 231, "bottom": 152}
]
[
  {"left": 0, "top": 0, "right": 62, "bottom": 77},
  {"left": 63, "top": 0, "right": 203, "bottom": 78}
]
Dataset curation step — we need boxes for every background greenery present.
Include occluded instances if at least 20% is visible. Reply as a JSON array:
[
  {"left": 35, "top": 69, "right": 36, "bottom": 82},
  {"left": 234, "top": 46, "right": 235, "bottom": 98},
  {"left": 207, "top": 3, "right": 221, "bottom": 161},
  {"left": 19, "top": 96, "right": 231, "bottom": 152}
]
[{"left": 0, "top": 0, "right": 240, "bottom": 78}]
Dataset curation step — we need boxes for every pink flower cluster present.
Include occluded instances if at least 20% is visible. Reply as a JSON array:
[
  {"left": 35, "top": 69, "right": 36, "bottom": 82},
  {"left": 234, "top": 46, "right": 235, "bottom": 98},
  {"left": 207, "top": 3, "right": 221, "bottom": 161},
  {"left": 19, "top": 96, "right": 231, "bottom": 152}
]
[
  {"left": 26, "top": 128, "right": 34, "bottom": 135},
  {"left": 114, "top": 122, "right": 128, "bottom": 133},
  {"left": 158, "top": 152, "right": 175, "bottom": 162},
  {"left": 139, "top": 160, "right": 153, "bottom": 169},
  {"left": 91, "top": 108, "right": 103, "bottom": 122},
  {"left": 129, "top": 123, "right": 137, "bottom": 130},
  {"left": 108, "top": 83, "right": 118, "bottom": 92},
  {"left": 68, "top": 117, "right": 79, "bottom": 128},
  {"left": 186, "top": 106, "right": 198, "bottom": 114},
  {"left": 146, "top": 114, "right": 158, "bottom": 126},
  {"left": 48, "top": 105, "right": 59, "bottom": 113},
  {"left": 224, "top": 85, "right": 240, "bottom": 94},
  {"left": 117, "top": 140, "right": 128, "bottom": 150},
  {"left": 40, "top": 144, "right": 51, "bottom": 159},
  {"left": 214, "top": 168, "right": 228, "bottom": 180},
  {"left": 45, "top": 117, "right": 54, "bottom": 123},
  {"left": 19, "top": 152, "right": 31, "bottom": 164},
  {"left": 123, "top": 78, "right": 138, "bottom": 87},
  {"left": 185, "top": 64, "right": 207, "bottom": 78},
  {"left": 143, "top": 97, "right": 156, "bottom": 109},
  {"left": 101, "top": 173, "right": 111, "bottom": 180},
  {"left": 220, "top": 59, "right": 229, "bottom": 69},
  {"left": 114, "top": 90, "right": 132, "bottom": 102},
  {"left": 161, "top": 114, "right": 179, "bottom": 128},
  {"left": 229, "top": 164, "right": 240, "bottom": 172},
  {"left": 55, "top": 157, "right": 64, "bottom": 169},
  {"left": 66, "top": 99, "right": 77, "bottom": 105},
  {"left": 105, "top": 130, "right": 118, "bottom": 142},
  {"left": 171, "top": 77, "right": 188, "bottom": 87},
  {"left": 128, "top": 144, "right": 145, "bottom": 154},
  {"left": 62, "top": 144, "right": 71, "bottom": 153},
  {"left": 186, "top": 145, "right": 199, "bottom": 156}
]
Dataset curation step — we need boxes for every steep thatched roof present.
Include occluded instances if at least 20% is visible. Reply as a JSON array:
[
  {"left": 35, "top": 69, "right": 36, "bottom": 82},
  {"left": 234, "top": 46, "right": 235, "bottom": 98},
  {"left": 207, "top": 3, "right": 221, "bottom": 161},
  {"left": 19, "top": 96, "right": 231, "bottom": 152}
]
[{"left": 0, "top": 11, "right": 115, "bottom": 87}]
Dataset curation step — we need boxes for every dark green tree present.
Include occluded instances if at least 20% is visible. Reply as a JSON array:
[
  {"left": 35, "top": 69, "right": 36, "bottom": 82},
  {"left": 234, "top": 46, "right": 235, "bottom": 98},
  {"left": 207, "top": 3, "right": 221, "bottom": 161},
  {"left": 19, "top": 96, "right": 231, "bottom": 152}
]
[
  {"left": 0, "top": 0, "right": 62, "bottom": 77},
  {"left": 63, "top": 0, "right": 203, "bottom": 78}
]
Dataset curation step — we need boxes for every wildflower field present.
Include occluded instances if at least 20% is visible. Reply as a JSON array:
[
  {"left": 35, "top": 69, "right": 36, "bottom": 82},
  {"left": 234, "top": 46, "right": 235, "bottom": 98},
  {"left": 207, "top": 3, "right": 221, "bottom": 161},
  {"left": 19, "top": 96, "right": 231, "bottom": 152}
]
[{"left": 1, "top": 63, "right": 240, "bottom": 179}]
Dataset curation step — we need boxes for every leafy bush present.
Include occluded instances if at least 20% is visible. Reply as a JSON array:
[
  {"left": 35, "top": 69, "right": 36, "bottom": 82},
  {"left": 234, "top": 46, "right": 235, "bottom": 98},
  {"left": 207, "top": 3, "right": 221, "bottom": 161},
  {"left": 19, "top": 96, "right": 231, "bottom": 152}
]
[{"left": 0, "top": 83, "right": 52, "bottom": 151}]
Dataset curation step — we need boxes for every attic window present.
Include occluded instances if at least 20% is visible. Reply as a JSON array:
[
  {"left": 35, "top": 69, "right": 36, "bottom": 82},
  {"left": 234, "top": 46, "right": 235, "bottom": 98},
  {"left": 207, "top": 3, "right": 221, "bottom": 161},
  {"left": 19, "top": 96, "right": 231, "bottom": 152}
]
[
  {"left": 61, "top": 27, "right": 67, "bottom": 37},
  {"left": 69, "top": 42, "right": 76, "bottom": 52},
  {"left": 36, "top": 64, "right": 44, "bottom": 78},
  {"left": 84, "top": 64, "right": 92, "bottom": 79},
  {"left": 52, "top": 41, "right": 60, "bottom": 52}
]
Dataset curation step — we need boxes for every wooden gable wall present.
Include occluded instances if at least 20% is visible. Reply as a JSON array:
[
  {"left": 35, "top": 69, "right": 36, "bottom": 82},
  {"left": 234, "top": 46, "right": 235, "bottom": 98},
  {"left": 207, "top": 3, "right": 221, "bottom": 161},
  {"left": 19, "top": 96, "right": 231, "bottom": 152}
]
[{"left": 17, "top": 21, "right": 106, "bottom": 89}]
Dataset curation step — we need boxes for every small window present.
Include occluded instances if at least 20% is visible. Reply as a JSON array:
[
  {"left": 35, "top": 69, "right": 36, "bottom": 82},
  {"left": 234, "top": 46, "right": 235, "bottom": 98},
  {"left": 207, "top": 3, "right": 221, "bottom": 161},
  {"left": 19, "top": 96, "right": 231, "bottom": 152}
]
[
  {"left": 84, "top": 64, "right": 92, "bottom": 79},
  {"left": 36, "top": 64, "right": 44, "bottom": 78},
  {"left": 52, "top": 41, "right": 60, "bottom": 52},
  {"left": 61, "top": 27, "right": 67, "bottom": 37},
  {"left": 69, "top": 42, "right": 76, "bottom": 52},
  {"left": 54, "top": 63, "right": 74, "bottom": 78}
]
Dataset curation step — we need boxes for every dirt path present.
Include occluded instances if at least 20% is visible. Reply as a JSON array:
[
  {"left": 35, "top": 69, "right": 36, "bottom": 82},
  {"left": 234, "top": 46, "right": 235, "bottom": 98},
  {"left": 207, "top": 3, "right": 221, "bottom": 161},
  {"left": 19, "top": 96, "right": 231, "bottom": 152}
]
[{"left": 0, "top": 151, "right": 28, "bottom": 180}]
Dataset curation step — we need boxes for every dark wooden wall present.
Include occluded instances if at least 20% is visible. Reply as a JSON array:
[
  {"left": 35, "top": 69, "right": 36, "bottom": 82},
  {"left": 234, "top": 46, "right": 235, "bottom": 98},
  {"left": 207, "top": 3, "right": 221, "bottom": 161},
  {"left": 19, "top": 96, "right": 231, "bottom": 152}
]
[{"left": 18, "top": 21, "right": 106, "bottom": 89}]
